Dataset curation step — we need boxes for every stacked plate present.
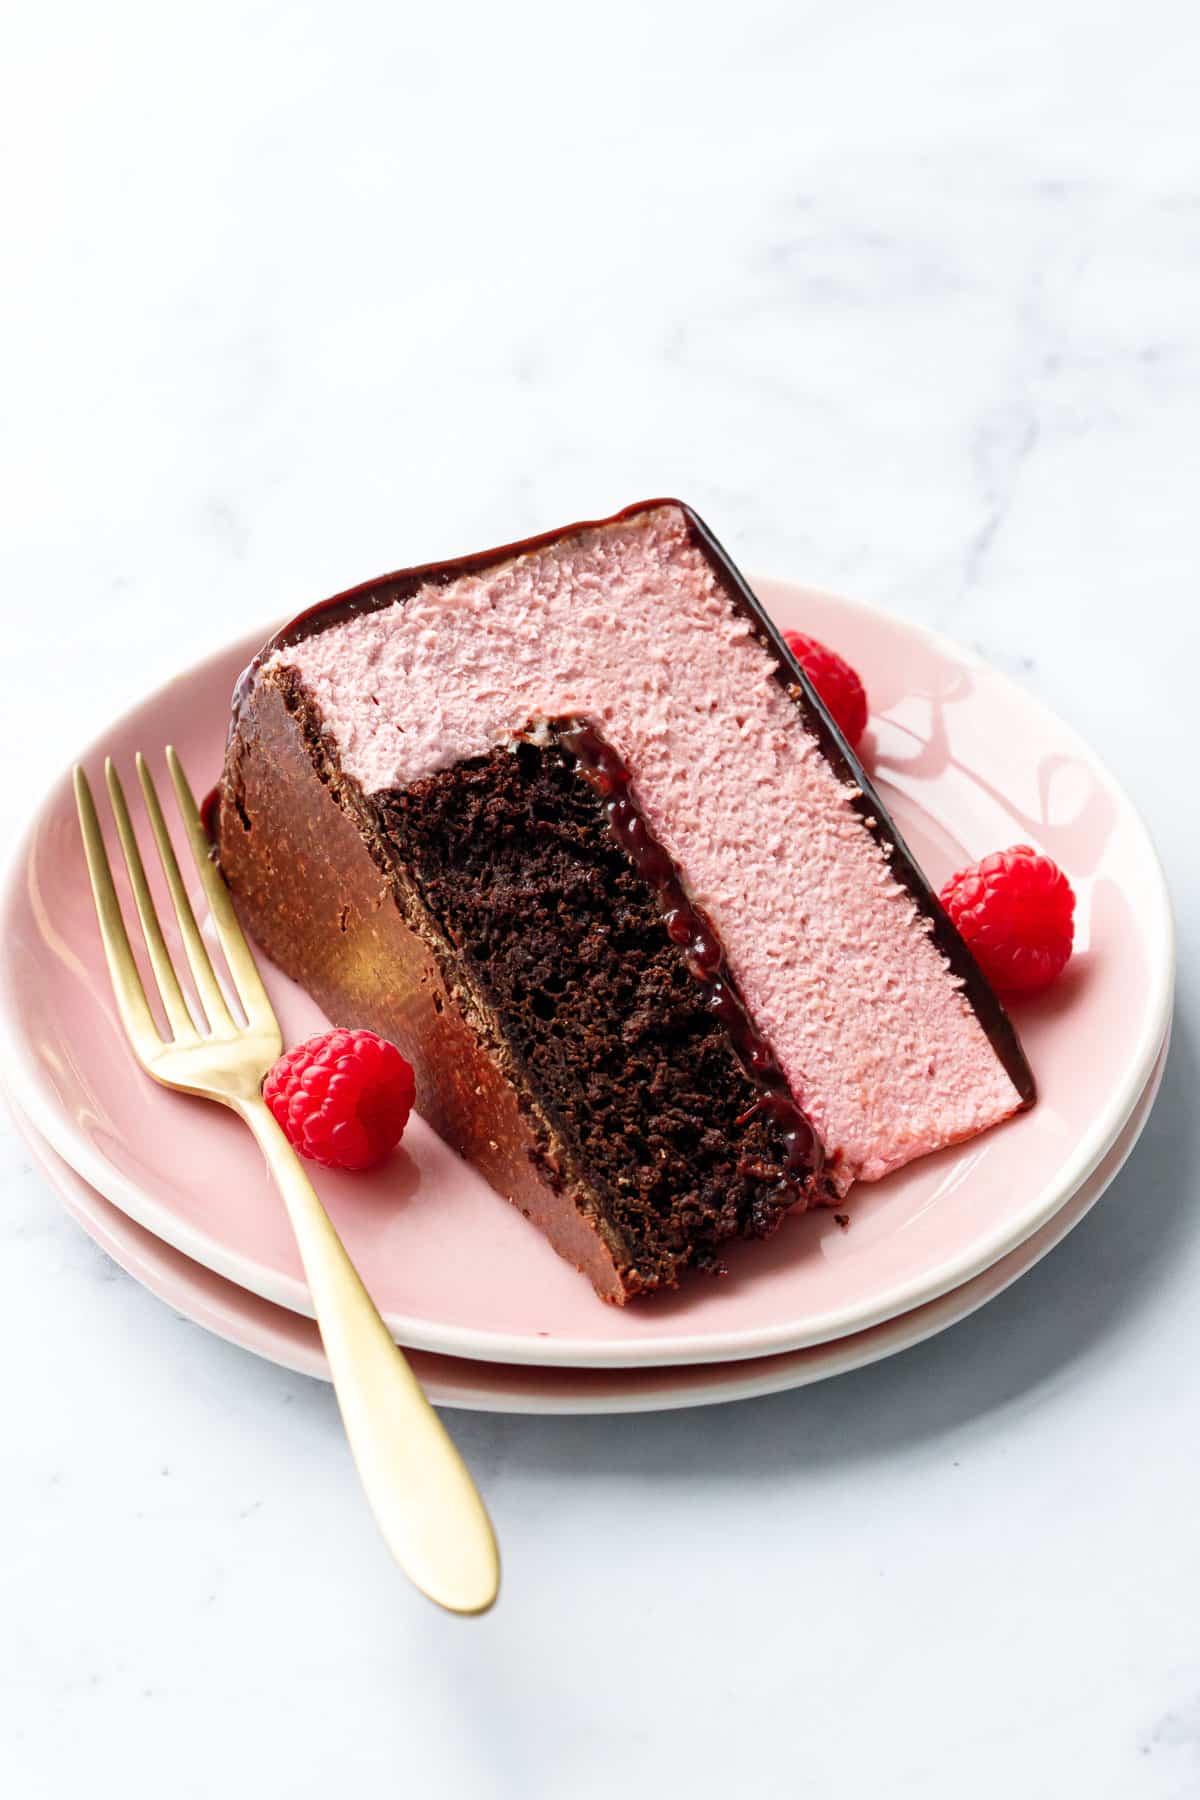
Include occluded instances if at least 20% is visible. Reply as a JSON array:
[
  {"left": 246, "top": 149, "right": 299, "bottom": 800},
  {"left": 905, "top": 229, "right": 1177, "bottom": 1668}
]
[{"left": 0, "top": 580, "right": 1174, "bottom": 1414}]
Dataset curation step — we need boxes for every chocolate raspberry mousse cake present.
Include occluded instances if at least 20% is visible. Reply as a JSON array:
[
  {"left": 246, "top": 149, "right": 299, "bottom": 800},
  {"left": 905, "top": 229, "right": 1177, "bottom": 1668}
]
[{"left": 215, "top": 500, "right": 1034, "bottom": 1303}]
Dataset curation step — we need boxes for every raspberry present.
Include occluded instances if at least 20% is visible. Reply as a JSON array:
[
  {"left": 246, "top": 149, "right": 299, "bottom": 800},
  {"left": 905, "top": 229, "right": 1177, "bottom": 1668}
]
[
  {"left": 940, "top": 845, "right": 1075, "bottom": 995},
  {"left": 263, "top": 1028, "right": 416, "bottom": 1170},
  {"left": 783, "top": 631, "right": 869, "bottom": 748}
]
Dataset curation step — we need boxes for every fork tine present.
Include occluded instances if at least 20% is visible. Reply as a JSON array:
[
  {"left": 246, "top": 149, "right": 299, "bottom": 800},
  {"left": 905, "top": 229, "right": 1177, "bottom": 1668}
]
[
  {"left": 164, "top": 746, "right": 277, "bottom": 1029},
  {"left": 74, "top": 767, "right": 164, "bottom": 1059},
  {"left": 135, "top": 754, "right": 235, "bottom": 1033},
  {"left": 105, "top": 761, "right": 198, "bottom": 1043}
]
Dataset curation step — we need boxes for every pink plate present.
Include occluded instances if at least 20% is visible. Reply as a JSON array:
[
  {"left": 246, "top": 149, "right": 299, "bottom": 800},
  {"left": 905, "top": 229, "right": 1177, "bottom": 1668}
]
[
  {"left": 5, "top": 1028, "right": 1169, "bottom": 1411},
  {"left": 0, "top": 579, "right": 1174, "bottom": 1368}
]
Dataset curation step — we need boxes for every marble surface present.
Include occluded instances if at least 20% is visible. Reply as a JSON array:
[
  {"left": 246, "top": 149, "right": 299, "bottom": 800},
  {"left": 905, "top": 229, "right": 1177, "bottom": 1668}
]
[{"left": 1, "top": 1, "right": 1198, "bottom": 1793}]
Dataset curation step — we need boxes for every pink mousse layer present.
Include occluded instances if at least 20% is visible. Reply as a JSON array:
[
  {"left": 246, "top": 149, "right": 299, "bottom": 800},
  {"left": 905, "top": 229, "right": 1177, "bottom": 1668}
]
[{"left": 274, "top": 505, "right": 1023, "bottom": 1186}]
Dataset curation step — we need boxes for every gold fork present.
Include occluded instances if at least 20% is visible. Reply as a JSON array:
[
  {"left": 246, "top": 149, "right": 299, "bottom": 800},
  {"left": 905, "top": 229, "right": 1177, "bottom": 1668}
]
[{"left": 74, "top": 747, "right": 500, "bottom": 1616}]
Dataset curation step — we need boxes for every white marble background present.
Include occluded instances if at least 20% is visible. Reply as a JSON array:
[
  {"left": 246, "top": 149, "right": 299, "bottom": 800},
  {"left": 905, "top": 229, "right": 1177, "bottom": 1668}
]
[{"left": 2, "top": 1, "right": 1198, "bottom": 1793}]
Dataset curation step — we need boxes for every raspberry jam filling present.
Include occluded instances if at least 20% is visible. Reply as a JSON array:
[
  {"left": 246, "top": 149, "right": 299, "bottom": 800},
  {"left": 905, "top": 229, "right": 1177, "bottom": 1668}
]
[{"left": 556, "top": 719, "right": 827, "bottom": 1199}]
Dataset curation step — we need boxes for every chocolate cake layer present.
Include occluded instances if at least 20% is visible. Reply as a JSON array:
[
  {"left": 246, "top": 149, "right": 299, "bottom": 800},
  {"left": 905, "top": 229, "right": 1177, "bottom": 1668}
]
[
  {"left": 380, "top": 730, "right": 833, "bottom": 1291},
  {"left": 219, "top": 670, "right": 827, "bottom": 1299}
]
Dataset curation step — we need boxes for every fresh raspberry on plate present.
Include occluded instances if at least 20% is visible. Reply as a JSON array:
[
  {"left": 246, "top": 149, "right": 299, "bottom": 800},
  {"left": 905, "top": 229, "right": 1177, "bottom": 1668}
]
[
  {"left": 783, "top": 631, "right": 869, "bottom": 748},
  {"left": 263, "top": 1028, "right": 416, "bottom": 1170},
  {"left": 939, "top": 845, "right": 1076, "bottom": 995}
]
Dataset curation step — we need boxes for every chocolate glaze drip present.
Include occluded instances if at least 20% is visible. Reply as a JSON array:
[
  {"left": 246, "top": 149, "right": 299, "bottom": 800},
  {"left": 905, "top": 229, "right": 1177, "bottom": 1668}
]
[
  {"left": 556, "top": 720, "right": 827, "bottom": 1196},
  {"left": 222, "top": 497, "right": 1035, "bottom": 1111}
]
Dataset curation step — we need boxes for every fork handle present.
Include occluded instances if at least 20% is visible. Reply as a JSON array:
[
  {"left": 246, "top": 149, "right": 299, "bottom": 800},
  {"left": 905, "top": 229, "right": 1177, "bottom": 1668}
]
[{"left": 235, "top": 1097, "right": 500, "bottom": 1615}]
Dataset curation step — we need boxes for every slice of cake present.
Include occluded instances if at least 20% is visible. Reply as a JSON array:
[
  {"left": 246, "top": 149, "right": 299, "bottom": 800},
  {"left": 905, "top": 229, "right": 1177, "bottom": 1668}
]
[{"left": 215, "top": 500, "right": 1033, "bottom": 1303}]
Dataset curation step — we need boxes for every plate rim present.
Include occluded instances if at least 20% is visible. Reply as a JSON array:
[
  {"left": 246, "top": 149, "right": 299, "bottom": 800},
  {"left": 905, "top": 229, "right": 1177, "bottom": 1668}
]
[
  {"left": 0, "top": 580, "right": 1176, "bottom": 1368},
  {"left": 5, "top": 1025, "right": 1170, "bottom": 1412}
]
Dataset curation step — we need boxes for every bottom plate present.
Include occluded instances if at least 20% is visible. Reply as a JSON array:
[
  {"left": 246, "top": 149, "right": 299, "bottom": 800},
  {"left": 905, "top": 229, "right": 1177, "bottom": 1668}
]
[{"left": 6, "top": 1027, "right": 1168, "bottom": 1413}]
